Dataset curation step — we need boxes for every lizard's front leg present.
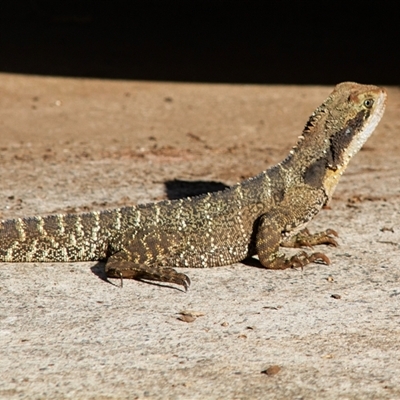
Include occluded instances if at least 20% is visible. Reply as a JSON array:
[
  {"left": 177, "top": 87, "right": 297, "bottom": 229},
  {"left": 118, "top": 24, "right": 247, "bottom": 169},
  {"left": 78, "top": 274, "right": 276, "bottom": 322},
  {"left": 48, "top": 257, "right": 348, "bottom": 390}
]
[{"left": 256, "top": 213, "right": 330, "bottom": 270}]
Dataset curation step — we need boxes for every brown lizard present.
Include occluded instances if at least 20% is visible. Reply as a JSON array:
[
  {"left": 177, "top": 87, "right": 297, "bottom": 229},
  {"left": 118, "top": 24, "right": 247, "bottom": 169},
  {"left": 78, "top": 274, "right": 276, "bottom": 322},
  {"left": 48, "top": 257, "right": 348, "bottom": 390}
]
[{"left": 0, "top": 82, "right": 387, "bottom": 290}]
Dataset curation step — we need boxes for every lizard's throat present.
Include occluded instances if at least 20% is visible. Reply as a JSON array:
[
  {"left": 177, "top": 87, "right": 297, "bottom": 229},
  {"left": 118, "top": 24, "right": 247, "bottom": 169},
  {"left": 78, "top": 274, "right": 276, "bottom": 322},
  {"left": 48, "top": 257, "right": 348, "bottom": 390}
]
[
  {"left": 323, "top": 90, "right": 386, "bottom": 198},
  {"left": 341, "top": 90, "right": 387, "bottom": 165}
]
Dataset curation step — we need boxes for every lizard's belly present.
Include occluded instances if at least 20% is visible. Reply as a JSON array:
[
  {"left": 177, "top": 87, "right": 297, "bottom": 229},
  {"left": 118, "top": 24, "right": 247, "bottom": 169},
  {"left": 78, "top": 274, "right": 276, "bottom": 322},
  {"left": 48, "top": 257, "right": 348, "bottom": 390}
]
[{"left": 166, "top": 243, "right": 251, "bottom": 268}]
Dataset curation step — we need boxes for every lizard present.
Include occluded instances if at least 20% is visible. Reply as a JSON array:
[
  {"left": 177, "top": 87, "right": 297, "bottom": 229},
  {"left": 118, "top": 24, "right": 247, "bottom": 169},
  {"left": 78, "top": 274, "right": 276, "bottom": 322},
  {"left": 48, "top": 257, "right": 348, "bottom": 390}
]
[{"left": 0, "top": 82, "right": 387, "bottom": 290}]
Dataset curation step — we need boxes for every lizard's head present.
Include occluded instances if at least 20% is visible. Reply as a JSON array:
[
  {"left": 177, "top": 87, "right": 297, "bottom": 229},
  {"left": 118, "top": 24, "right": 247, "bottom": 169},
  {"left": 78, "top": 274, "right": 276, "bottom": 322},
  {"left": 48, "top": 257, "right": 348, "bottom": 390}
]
[
  {"left": 293, "top": 82, "right": 387, "bottom": 197},
  {"left": 320, "top": 82, "right": 386, "bottom": 169}
]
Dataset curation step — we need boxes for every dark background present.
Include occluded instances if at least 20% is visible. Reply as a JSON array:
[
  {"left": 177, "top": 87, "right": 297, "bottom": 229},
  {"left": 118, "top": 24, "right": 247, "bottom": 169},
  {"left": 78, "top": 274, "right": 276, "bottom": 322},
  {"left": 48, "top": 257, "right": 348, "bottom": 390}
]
[{"left": 0, "top": 1, "right": 398, "bottom": 85}]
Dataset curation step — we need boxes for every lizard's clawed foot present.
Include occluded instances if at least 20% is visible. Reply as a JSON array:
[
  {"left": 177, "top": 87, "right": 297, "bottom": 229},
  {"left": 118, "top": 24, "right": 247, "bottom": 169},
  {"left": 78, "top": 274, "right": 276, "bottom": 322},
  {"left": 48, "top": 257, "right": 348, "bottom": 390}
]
[
  {"left": 261, "top": 250, "right": 330, "bottom": 270},
  {"left": 135, "top": 267, "right": 191, "bottom": 291},
  {"left": 282, "top": 228, "right": 339, "bottom": 248},
  {"left": 288, "top": 250, "right": 330, "bottom": 269},
  {"left": 105, "top": 261, "right": 191, "bottom": 291}
]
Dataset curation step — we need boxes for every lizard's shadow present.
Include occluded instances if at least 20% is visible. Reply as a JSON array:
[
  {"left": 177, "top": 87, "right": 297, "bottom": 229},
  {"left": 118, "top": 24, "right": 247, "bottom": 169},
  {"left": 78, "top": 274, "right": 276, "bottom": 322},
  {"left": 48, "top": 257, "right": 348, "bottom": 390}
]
[
  {"left": 91, "top": 261, "right": 109, "bottom": 283},
  {"left": 91, "top": 178, "right": 229, "bottom": 289},
  {"left": 164, "top": 179, "right": 229, "bottom": 199},
  {"left": 241, "top": 257, "right": 265, "bottom": 269}
]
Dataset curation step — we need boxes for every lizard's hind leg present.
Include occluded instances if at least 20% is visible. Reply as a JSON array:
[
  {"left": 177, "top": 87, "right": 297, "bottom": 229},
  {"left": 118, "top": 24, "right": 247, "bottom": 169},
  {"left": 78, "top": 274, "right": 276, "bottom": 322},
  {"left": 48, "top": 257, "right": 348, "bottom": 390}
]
[{"left": 105, "top": 251, "right": 190, "bottom": 291}]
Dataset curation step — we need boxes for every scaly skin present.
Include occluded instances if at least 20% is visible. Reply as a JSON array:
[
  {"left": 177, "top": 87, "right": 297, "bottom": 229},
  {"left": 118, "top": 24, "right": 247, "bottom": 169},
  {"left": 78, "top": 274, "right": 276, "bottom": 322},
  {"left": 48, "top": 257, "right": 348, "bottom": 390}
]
[{"left": 0, "top": 82, "right": 387, "bottom": 290}]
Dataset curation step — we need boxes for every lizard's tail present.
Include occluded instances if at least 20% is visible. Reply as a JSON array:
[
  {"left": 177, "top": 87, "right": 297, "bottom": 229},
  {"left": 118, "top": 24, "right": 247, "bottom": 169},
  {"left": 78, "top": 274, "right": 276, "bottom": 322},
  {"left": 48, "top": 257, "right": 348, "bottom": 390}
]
[{"left": 0, "top": 211, "right": 110, "bottom": 262}]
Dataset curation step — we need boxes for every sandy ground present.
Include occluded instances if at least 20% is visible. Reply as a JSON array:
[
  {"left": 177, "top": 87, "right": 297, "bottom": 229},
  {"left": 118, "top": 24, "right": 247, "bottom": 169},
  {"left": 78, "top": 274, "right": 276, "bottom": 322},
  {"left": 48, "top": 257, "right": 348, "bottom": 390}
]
[{"left": 0, "top": 74, "right": 399, "bottom": 399}]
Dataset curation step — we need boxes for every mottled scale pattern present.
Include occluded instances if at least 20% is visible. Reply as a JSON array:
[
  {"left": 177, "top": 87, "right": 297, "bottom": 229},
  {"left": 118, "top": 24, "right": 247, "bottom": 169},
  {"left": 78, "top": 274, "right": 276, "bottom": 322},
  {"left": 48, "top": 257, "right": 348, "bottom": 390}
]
[
  {"left": 109, "top": 176, "right": 276, "bottom": 269},
  {"left": 0, "top": 173, "right": 275, "bottom": 265}
]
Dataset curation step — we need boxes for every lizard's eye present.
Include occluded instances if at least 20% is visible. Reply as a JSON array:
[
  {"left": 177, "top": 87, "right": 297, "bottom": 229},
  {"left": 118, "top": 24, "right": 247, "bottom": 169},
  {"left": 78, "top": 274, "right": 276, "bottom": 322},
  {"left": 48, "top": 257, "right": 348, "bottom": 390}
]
[{"left": 363, "top": 98, "right": 374, "bottom": 108}]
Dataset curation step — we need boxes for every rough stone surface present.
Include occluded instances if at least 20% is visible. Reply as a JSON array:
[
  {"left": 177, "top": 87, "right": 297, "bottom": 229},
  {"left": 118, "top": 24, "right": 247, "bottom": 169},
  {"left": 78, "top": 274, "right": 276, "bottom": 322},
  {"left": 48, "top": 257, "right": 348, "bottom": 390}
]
[{"left": 0, "top": 74, "right": 399, "bottom": 399}]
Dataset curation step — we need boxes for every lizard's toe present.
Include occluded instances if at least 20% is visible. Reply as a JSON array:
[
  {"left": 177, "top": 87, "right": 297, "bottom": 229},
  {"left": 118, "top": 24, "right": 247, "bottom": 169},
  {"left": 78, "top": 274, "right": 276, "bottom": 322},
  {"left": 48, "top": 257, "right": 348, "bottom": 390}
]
[
  {"left": 134, "top": 266, "right": 191, "bottom": 291},
  {"left": 159, "top": 268, "right": 191, "bottom": 291},
  {"left": 289, "top": 251, "right": 330, "bottom": 269},
  {"left": 282, "top": 228, "right": 339, "bottom": 248}
]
